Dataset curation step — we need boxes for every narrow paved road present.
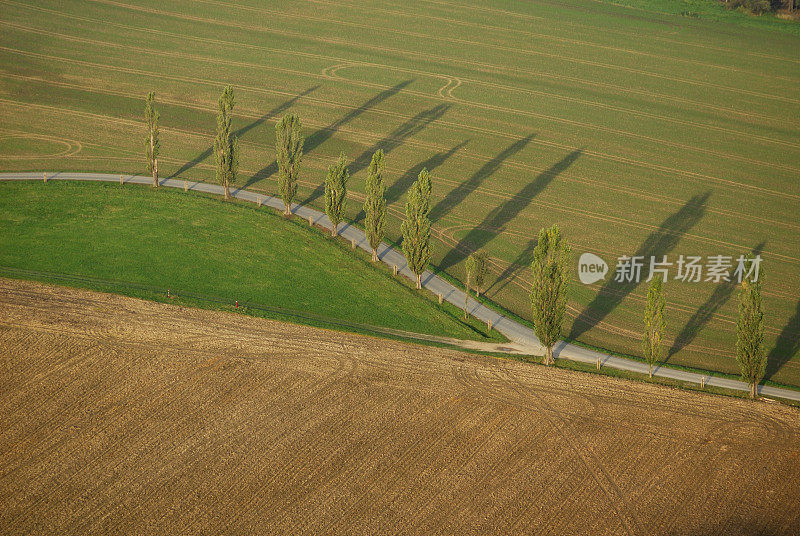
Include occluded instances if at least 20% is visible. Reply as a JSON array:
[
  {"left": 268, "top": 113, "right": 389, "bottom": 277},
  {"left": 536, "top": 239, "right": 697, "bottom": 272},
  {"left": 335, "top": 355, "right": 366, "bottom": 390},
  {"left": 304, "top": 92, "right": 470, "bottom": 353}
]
[{"left": 3, "top": 171, "right": 797, "bottom": 402}]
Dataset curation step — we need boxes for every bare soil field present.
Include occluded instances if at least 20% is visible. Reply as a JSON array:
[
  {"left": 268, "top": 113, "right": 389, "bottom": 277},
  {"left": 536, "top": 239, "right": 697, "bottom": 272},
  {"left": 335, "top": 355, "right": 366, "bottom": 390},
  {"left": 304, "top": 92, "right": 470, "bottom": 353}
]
[{"left": 1, "top": 278, "right": 799, "bottom": 535}]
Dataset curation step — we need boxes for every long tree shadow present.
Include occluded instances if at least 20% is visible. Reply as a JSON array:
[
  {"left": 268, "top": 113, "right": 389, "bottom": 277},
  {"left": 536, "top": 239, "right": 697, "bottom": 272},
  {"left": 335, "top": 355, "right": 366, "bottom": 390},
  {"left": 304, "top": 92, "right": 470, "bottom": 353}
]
[
  {"left": 349, "top": 139, "right": 468, "bottom": 225},
  {"left": 385, "top": 140, "right": 468, "bottom": 206},
  {"left": 305, "top": 79, "right": 413, "bottom": 155},
  {"left": 435, "top": 149, "right": 582, "bottom": 274},
  {"left": 430, "top": 134, "right": 535, "bottom": 224},
  {"left": 248, "top": 79, "right": 413, "bottom": 190},
  {"left": 347, "top": 103, "right": 451, "bottom": 179},
  {"left": 765, "top": 299, "right": 800, "bottom": 381},
  {"left": 667, "top": 241, "right": 766, "bottom": 362},
  {"left": 302, "top": 102, "right": 451, "bottom": 207},
  {"left": 171, "top": 85, "right": 320, "bottom": 180},
  {"left": 568, "top": 191, "right": 712, "bottom": 341},
  {"left": 484, "top": 237, "right": 538, "bottom": 297}
]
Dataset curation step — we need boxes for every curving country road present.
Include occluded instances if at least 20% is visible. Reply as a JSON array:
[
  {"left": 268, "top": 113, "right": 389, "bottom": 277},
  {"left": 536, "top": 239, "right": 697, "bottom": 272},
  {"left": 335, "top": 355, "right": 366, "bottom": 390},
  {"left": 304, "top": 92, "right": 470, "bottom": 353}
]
[{"left": 2, "top": 171, "right": 797, "bottom": 402}]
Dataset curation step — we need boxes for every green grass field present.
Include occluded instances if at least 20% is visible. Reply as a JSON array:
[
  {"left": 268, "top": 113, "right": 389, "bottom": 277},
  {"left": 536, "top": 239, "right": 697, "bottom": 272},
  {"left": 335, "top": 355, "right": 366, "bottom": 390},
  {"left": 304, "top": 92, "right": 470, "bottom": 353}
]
[
  {"left": 0, "top": 0, "right": 798, "bottom": 385},
  {"left": 0, "top": 180, "right": 502, "bottom": 341}
]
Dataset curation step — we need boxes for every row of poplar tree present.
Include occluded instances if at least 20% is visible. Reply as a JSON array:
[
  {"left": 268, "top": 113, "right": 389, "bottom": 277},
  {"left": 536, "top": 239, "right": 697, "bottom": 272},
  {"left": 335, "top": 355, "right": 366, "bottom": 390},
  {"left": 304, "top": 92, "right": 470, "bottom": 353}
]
[
  {"left": 143, "top": 88, "right": 768, "bottom": 399},
  {"left": 145, "top": 88, "right": 432, "bottom": 290}
]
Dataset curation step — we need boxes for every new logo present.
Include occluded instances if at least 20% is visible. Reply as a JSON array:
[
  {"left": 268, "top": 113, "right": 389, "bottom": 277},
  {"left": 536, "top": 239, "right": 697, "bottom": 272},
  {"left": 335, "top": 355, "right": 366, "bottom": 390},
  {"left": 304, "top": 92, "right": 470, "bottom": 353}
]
[{"left": 578, "top": 252, "right": 608, "bottom": 285}]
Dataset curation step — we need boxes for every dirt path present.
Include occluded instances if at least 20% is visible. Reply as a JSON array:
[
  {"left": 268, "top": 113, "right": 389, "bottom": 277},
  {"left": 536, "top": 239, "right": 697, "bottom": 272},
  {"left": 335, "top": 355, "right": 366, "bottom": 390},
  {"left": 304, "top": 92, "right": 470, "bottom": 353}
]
[{"left": 1, "top": 278, "right": 799, "bottom": 534}]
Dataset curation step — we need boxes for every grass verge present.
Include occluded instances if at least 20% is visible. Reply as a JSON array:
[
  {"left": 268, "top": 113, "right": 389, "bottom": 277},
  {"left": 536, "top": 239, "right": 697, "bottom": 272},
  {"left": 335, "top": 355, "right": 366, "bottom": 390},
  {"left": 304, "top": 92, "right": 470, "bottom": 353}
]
[{"left": 0, "top": 180, "right": 503, "bottom": 342}]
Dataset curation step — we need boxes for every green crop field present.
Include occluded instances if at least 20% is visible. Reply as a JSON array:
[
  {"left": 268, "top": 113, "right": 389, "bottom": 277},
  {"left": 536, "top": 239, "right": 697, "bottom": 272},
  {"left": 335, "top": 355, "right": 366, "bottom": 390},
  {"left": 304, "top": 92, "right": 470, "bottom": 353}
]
[{"left": 0, "top": 0, "right": 798, "bottom": 385}]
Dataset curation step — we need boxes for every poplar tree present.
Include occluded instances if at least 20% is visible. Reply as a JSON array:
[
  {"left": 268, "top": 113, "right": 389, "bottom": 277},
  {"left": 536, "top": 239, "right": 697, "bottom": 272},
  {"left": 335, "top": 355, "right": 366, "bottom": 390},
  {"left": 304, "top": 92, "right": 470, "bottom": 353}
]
[
  {"left": 363, "top": 150, "right": 386, "bottom": 262},
  {"left": 737, "top": 268, "right": 766, "bottom": 399},
  {"left": 464, "top": 250, "right": 488, "bottom": 320},
  {"left": 402, "top": 169, "right": 432, "bottom": 290},
  {"left": 324, "top": 153, "right": 349, "bottom": 237},
  {"left": 464, "top": 255, "right": 474, "bottom": 320},
  {"left": 643, "top": 275, "right": 666, "bottom": 378},
  {"left": 144, "top": 92, "right": 160, "bottom": 188},
  {"left": 213, "top": 86, "right": 239, "bottom": 200},
  {"left": 468, "top": 250, "right": 488, "bottom": 296},
  {"left": 275, "top": 113, "right": 303, "bottom": 215},
  {"left": 530, "top": 225, "right": 571, "bottom": 365}
]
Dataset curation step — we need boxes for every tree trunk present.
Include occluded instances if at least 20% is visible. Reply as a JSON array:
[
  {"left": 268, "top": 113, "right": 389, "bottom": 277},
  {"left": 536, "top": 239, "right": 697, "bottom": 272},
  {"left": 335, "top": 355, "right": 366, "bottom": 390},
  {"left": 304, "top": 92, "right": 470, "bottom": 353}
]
[
  {"left": 544, "top": 345, "right": 553, "bottom": 365},
  {"left": 464, "top": 274, "right": 471, "bottom": 320},
  {"left": 150, "top": 135, "right": 158, "bottom": 188},
  {"left": 750, "top": 382, "right": 757, "bottom": 399},
  {"left": 649, "top": 363, "right": 653, "bottom": 378},
  {"left": 331, "top": 223, "right": 337, "bottom": 237},
  {"left": 371, "top": 249, "right": 378, "bottom": 262},
  {"left": 224, "top": 183, "right": 230, "bottom": 200},
  {"left": 416, "top": 273, "right": 422, "bottom": 289},
  {"left": 284, "top": 204, "right": 291, "bottom": 216}
]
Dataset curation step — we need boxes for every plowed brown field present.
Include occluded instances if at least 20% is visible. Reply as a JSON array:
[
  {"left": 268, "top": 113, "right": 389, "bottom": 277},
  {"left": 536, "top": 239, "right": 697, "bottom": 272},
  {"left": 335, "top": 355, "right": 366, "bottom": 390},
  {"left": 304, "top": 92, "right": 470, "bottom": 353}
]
[{"left": 1, "top": 278, "right": 798, "bottom": 535}]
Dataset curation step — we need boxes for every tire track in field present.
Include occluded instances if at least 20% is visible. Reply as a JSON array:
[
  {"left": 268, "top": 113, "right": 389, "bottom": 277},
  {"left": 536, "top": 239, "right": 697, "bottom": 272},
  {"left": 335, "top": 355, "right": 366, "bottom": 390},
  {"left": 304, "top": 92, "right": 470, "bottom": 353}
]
[
  {"left": 428, "top": 186, "right": 800, "bottom": 266},
  {"left": 6, "top": 319, "right": 356, "bottom": 530},
  {"left": 7, "top": 66, "right": 799, "bottom": 222},
  {"left": 3, "top": 39, "right": 793, "bottom": 204},
  {"left": 0, "top": 22, "right": 800, "bottom": 191},
  {"left": 0, "top": 133, "right": 82, "bottom": 159},
  {"left": 199, "top": 0, "right": 800, "bottom": 84},
  {"left": 9, "top": 18, "right": 796, "bottom": 162},
  {"left": 6, "top": 60, "right": 792, "bottom": 227},
  {"left": 0, "top": 126, "right": 138, "bottom": 158},
  {"left": 84, "top": 0, "right": 800, "bottom": 107},
  {"left": 453, "top": 358, "right": 642, "bottom": 536},
  {"left": 10, "top": 10, "right": 798, "bottom": 163},
  {"left": 3, "top": 280, "right": 800, "bottom": 531},
  {"left": 1, "top": 291, "right": 295, "bottom": 489},
  {"left": 6, "top": 79, "right": 798, "bottom": 246},
  {"left": 417, "top": 0, "right": 800, "bottom": 64},
  {"left": 304, "top": 0, "right": 800, "bottom": 82},
  {"left": 9, "top": 0, "right": 788, "bottom": 129},
  {"left": 327, "top": 61, "right": 800, "bottom": 169}
]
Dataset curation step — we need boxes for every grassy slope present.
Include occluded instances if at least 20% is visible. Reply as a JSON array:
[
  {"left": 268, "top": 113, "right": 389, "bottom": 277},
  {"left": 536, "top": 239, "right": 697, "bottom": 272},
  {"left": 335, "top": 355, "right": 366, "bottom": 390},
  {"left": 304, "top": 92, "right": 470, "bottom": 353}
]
[
  {"left": 0, "top": 180, "right": 501, "bottom": 341},
  {"left": 0, "top": 0, "right": 797, "bottom": 384}
]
